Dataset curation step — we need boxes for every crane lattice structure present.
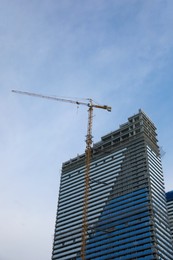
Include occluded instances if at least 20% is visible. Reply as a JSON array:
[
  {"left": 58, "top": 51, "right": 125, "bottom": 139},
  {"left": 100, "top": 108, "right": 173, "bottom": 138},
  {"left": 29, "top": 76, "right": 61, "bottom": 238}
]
[{"left": 12, "top": 89, "right": 111, "bottom": 260}]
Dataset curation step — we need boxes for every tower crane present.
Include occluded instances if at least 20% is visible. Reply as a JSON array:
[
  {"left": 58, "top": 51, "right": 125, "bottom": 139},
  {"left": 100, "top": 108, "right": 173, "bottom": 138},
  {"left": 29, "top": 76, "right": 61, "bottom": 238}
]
[{"left": 12, "top": 89, "right": 111, "bottom": 260}]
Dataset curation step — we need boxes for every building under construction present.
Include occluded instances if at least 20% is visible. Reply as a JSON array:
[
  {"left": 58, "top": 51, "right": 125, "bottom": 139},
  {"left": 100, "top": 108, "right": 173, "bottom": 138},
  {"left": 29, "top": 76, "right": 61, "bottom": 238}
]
[{"left": 52, "top": 109, "right": 173, "bottom": 260}]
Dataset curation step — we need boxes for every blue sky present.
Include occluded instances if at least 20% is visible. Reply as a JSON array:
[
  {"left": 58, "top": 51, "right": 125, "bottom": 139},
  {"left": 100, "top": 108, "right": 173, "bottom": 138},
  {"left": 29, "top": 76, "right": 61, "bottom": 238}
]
[{"left": 1, "top": 0, "right": 173, "bottom": 259}]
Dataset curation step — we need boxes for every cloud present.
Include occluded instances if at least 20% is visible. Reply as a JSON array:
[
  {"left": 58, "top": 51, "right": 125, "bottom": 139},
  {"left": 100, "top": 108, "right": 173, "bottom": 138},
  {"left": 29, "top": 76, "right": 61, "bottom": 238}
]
[{"left": 1, "top": 1, "right": 173, "bottom": 259}]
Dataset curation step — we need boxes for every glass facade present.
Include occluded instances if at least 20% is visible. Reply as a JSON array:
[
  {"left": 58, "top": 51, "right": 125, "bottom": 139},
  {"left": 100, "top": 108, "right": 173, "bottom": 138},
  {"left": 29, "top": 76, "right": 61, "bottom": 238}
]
[{"left": 52, "top": 109, "right": 173, "bottom": 260}]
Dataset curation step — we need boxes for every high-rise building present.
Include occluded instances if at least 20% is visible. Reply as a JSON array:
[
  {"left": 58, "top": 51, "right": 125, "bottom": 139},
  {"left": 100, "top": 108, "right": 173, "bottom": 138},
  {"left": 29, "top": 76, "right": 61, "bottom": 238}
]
[
  {"left": 166, "top": 190, "right": 173, "bottom": 243},
  {"left": 52, "top": 109, "right": 173, "bottom": 260}
]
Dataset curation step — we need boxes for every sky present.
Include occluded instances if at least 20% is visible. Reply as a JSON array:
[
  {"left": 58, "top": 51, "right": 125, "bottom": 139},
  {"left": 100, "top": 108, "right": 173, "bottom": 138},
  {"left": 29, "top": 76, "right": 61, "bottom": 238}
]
[{"left": 0, "top": 0, "right": 173, "bottom": 259}]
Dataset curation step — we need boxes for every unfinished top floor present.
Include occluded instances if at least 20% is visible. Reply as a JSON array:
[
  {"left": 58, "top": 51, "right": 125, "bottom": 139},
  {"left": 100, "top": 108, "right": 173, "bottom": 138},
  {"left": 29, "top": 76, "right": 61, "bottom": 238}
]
[{"left": 63, "top": 109, "right": 158, "bottom": 168}]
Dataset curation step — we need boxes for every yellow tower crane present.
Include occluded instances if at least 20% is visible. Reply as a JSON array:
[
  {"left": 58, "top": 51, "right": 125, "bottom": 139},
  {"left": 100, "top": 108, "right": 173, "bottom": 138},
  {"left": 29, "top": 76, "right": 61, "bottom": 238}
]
[{"left": 12, "top": 89, "right": 111, "bottom": 260}]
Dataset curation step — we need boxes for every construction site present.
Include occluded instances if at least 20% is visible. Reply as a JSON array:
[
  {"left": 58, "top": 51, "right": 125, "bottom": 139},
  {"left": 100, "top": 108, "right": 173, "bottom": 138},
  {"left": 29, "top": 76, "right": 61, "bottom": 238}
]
[{"left": 12, "top": 90, "right": 173, "bottom": 260}]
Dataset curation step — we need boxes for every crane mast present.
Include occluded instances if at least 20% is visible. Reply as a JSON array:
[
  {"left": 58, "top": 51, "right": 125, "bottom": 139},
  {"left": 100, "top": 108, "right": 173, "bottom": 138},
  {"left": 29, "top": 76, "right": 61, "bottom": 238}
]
[
  {"left": 12, "top": 89, "right": 111, "bottom": 259},
  {"left": 81, "top": 102, "right": 93, "bottom": 260}
]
